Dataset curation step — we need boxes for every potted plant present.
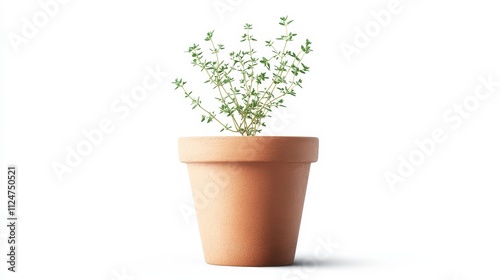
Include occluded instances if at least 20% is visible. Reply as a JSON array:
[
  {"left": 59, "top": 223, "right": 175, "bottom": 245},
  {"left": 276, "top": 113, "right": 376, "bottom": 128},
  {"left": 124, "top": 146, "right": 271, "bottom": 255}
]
[{"left": 173, "top": 16, "right": 318, "bottom": 266}]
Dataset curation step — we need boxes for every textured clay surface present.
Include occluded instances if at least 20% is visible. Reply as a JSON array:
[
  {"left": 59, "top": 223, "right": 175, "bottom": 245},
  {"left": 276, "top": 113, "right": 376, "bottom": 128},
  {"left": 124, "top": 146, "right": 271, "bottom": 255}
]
[{"left": 178, "top": 137, "right": 319, "bottom": 266}]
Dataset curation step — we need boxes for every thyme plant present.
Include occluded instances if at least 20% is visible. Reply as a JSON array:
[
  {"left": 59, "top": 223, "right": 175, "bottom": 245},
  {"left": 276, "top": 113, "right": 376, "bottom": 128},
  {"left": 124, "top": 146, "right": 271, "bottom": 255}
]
[{"left": 173, "top": 16, "right": 312, "bottom": 136}]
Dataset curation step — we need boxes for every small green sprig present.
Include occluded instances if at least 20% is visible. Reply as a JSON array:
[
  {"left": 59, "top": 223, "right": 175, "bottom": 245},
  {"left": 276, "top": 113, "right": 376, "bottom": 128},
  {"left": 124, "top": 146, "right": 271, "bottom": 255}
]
[{"left": 173, "top": 16, "right": 312, "bottom": 136}]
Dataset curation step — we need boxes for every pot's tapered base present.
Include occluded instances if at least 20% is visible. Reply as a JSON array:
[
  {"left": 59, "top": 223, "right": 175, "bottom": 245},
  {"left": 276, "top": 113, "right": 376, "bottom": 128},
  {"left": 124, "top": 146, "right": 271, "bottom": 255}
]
[{"left": 188, "top": 162, "right": 310, "bottom": 267}]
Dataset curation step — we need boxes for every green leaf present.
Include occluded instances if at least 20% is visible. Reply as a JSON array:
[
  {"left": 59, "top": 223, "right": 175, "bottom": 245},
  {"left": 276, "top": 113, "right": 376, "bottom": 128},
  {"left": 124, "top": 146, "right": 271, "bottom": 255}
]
[{"left": 205, "top": 31, "right": 214, "bottom": 41}]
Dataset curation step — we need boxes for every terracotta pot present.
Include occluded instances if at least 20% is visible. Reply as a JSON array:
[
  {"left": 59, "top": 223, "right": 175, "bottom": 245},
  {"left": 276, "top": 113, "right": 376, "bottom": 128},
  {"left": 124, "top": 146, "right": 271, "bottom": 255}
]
[{"left": 178, "top": 136, "right": 319, "bottom": 266}]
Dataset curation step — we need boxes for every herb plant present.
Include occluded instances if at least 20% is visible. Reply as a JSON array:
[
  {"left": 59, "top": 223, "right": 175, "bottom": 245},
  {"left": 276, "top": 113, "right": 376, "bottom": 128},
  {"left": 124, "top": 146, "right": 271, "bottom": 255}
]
[{"left": 173, "top": 16, "right": 312, "bottom": 136}]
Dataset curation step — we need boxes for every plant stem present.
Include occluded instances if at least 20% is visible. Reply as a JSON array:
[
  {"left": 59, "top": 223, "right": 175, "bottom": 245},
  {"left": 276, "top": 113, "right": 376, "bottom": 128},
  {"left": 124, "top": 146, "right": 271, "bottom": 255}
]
[
  {"left": 253, "top": 51, "right": 306, "bottom": 133},
  {"left": 209, "top": 39, "right": 244, "bottom": 134},
  {"left": 180, "top": 85, "right": 238, "bottom": 133},
  {"left": 195, "top": 45, "right": 242, "bottom": 133},
  {"left": 249, "top": 23, "right": 291, "bottom": 131}
]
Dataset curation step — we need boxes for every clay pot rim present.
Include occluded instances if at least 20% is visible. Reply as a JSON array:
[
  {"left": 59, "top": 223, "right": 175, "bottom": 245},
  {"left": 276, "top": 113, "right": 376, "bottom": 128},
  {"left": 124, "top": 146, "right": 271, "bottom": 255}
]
[{"left": 178, "top": 136, "right": 319, "bottom": 163}]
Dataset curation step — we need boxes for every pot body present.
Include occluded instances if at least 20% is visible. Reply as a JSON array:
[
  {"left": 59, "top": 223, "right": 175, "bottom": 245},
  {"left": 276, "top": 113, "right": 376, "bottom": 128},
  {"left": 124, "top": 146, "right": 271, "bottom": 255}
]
[{"left": 179, "top": 137, "right": 318, "bottom": 266}]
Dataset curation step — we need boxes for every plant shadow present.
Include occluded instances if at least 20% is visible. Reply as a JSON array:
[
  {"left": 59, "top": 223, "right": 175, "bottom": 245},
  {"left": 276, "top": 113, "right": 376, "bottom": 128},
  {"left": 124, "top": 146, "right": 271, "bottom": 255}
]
[{"left": 291, "top": 257, "right": 378, "bottom": 268}]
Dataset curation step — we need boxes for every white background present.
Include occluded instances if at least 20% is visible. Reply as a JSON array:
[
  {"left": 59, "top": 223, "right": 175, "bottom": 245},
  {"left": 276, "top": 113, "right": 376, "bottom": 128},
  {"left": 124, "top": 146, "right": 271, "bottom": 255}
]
[{"left": 1, "top": 0, "right": 500, "bottom": 279}]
